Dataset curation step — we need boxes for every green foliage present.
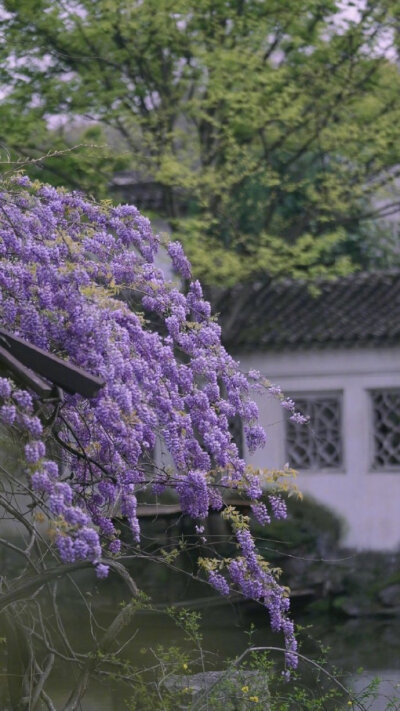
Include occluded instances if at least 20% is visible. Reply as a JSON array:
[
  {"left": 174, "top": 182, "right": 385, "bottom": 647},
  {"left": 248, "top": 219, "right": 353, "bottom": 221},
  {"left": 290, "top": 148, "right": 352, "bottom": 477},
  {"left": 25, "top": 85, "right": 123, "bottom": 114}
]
[
  {"left": 0, "top": 102, "right": 129, "bottom": 198},
  {"left": 2, "top": 1, "right": 400, "bottom": 283},
  {"left": 122, "top": 607, "right": 400, "bottom": 710}
]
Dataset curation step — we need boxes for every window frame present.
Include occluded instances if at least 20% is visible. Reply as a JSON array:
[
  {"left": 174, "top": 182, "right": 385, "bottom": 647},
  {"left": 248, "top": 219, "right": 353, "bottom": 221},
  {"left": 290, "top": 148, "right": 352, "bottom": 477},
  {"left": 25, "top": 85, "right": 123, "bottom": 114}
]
[
  {"left": 369, "top": 388, "right": 400, "bottom": 471},
  {"left": 285, "top": 390, "right": 344, "bottom": 473}
]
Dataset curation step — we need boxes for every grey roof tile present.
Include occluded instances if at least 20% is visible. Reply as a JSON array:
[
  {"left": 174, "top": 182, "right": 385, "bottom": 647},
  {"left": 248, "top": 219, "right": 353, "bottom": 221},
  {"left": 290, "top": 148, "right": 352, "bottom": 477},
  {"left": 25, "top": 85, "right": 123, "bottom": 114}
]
[{"left": 208, "top": 271, "right": 400, "bottom": 351}]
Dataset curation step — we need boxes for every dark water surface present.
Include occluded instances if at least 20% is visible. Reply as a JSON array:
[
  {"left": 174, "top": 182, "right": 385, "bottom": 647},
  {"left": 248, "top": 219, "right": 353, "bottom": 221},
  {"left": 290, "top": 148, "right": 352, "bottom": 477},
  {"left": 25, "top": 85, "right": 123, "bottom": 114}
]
[
  {"left": 2, "top": 596, "right": 399, "bottom": 710},
  {"left": 1, "top": 555, "right": 400, "bottom": 711}
]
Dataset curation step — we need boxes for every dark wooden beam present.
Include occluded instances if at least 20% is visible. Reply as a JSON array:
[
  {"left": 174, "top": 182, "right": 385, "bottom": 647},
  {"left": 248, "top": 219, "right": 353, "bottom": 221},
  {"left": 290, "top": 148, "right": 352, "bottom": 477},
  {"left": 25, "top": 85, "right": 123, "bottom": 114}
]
[
  {"left": 0, "top": 345, "right": 54, "bottom": 398},
  {"left": 0, "top": 329, "right": 104, "bottom": 399},
  {"left": 135, "top": 499, "right": 251, "bottom": 520}
]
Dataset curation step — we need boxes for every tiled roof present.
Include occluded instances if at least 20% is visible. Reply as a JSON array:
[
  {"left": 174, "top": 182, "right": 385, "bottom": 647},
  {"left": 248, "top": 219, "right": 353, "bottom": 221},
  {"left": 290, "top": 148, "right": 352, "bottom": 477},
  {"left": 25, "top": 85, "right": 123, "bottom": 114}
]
[
  {"left": 110, "top": 171, "right": 165, "bottom": 212},
  {"left": 208, "top": 271, "right": 400, "bottom": 351}
]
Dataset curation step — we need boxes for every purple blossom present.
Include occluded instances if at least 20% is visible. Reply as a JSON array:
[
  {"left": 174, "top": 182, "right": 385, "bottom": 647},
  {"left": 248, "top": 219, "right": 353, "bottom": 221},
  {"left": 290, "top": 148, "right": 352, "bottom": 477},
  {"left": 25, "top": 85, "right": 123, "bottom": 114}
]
[
  {"left": 96, "top": 516, "right": 115, "bottom": 536},
  {"left": 79, "top": 527, "right": 101, "bottom": 560},
  {"left": 49, "top": 493, "right": 66, "bottom": 516},
  {"left": 31, "top": 472, "right": 54, "bottom": 495},
  {"left": 56, "top": 535, "right": 76, "bottom": 563},
  {"left": 13, "top": 389, "right": 33, "bottom": 410},
  {"left": 268, "top": 385, "right": 282, "bottom": 396},
  {"left": 95, "top": 563, "right": 110, "bottom": 579},
  {"left": 43, "top": 461, "right": 58, "bottom": 478},
  {"left": 54, "top": 482, "right": 73, "bottom": 505},
  {"left": 289, "top": 412, "right": 308, "bottom": 424},
  {"left": 248, "top": 369, "right": 261, "bottom": 381},
  {"left": 244, "top": 424, "right": 266, "bottom": 452},
  {"left": 25, "top": 440, "right": 46, "bottom": 463},
  {"left": 269, "top": 495, "right": 287, "bottom": 520},
  {"left": 64, "top": 507, "right": 89, "bottom": 526},
  {"left": 167, "top": 241, "right": 191, "bottom": 279},
  {"left": 13, "top": 175, "right": 31, "bottom": 187},
  {"left": 0, "top": 177, "right": 296, "bottom": 666},
  {"left": 177, "top": 470, "right": 209, "bottom": 519},
  {"left": 251, "top": 502, "right": 271, "bottom": 525},
  {"left": 152, "top": 481, "right": 167, "bottom": 495},
  {"left": 109, "top": 539, "right": 121, "bottom": 554},
  {"left": 244, "top": 474, "right": 263, "bottom": 500},
  {"left": 20, "top": 415, "right": 43, "bottom": 437},
  {"left": 0, "top": 378, "right": 12, "bottom": 399},
  {"left": 281, "top": 398, "right": 295, "bottom": 411},
  {"left": 236, "top": 528, "right": 255, "bottom": 557},
  {"left": 0, "top": 404, "right": 16, "bottom": 425},
  {"left": 73, "top": 539, "right": 89, "bottom": 558},
  {"left": 208, "top": 570, "right": 230, "bottom": 596},
  {"left": 208, "top": 487, "right": 223, "bottom": 511}
]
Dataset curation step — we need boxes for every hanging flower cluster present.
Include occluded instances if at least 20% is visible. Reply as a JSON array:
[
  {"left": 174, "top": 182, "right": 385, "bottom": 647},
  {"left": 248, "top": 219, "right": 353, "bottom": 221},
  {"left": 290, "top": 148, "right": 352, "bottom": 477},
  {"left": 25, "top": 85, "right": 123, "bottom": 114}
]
[{"left": 0, "top": 176, "right": 297, "bottom": 670}]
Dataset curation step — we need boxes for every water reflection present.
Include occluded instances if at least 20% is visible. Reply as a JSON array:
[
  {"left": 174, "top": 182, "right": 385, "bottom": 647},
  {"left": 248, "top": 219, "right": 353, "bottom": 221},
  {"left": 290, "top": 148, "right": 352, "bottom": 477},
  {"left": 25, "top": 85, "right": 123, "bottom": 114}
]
[
  {"left": 2, "top": 578, "right": 400, "bottom": 709},
  {"left": 348, "top": 672, "right": 400, "bottom": 711}
]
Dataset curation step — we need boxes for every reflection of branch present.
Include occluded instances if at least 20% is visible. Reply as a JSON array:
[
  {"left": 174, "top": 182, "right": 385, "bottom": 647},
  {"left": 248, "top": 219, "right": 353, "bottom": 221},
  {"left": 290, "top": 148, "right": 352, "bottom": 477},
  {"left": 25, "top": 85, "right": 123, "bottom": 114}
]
[
  {"left": 0, "top": 493, "right": 38, "bottom": 536},
  {"left": 63, "top": 597, "right": 137, "bottom": 711},
  {"left": 1, "top": 548, "right": 140, "bottom": 708},
  {"left": 29, "top": 626, "right": 84, "bottom": 665},
  {"left": 0, "top": 557, "right": 138, "bottom": 612},
  {"left": 39, "top": 688, "right": 57, "bottom": 711},
  {"left": 62, "top": 562, "right": 138, "bottom": 710},
  {"left": 0, "top": 535, "right": 38, "bottom": 572},
  {"left": 31, "top": 653, "right": 55, "bottom": 711},
  {"left": 3, "top": 611, "right": 31, "bottom": 708},
  {"left": 0, "top": 473, "right": 53, "bottom": 560},
  {"left": 0, "top": 561, "right": 92, "bottom": 613},
  {"left": 4, "top": 605, "right": 58, "bottom": 711},
  {"left": 52, "top": 581, "right": 78, "bottom": 661}
]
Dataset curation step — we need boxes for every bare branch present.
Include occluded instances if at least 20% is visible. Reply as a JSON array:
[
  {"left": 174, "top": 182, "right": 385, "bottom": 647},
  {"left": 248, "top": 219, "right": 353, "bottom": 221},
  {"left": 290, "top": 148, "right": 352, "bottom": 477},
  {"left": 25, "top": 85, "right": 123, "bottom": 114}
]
[{"left": 31, "top": 654, "right": 55, "bottom": 711}]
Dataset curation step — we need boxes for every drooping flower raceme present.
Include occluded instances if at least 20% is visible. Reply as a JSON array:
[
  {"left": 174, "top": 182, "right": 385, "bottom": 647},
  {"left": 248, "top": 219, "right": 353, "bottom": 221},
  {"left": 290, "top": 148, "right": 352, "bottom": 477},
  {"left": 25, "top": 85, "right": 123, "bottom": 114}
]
[{"left": 0, "top": 176, "right": 297, "bottom": 671}]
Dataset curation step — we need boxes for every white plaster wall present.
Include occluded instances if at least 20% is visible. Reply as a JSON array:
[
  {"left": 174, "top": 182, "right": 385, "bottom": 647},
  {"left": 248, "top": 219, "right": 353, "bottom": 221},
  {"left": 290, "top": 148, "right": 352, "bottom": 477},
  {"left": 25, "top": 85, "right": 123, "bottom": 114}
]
[{"left": 237, "top": 347, "right": 400, "bottom": 551}]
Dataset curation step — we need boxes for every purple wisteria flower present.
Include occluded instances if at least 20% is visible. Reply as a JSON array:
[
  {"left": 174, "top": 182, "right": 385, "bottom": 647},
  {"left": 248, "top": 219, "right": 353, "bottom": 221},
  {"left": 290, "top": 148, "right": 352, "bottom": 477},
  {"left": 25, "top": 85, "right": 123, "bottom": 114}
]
[
  {"left": 251, "top": 502, "right": 271, "bottom": 526},
  {"left": 25, "top": 440, "right": 46, "bottom": 463},
  {"left": 167, "top": 240, "right": 191, "bottom": 279},
  {"left": 269, "top": 495, "right": 287, "bottom": 520},
  {"left": 95, "top": 563, "right": 110, "bottom": 579},
  {"left": 208, "top": 570, "right": 230, "bottom": 596},
  {"left": 0, "top": 177, "right": 297, "bottom": 670}
]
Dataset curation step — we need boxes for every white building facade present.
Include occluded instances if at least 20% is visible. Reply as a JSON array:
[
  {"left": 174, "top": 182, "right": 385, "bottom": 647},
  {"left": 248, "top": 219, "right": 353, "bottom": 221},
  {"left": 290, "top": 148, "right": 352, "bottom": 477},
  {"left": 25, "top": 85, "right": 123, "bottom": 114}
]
[
  {"left": 214, "top": 271, "right": 400, "bottom": 552},
  {"left": 241, "top": 346, "right": 400, "bottom": 551}
]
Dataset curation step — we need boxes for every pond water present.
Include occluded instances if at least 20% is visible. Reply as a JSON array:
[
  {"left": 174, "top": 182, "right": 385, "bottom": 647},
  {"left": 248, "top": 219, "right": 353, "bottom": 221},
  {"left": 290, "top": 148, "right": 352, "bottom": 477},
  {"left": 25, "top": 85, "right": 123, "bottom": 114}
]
[{"left": 2, "top": 585, "right": 399, "bottom": 710}]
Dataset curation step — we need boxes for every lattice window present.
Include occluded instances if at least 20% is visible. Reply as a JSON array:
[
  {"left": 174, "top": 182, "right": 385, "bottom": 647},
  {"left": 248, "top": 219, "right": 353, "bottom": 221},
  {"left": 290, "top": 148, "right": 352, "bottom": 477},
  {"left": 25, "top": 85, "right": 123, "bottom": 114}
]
[
  {"left": 286, "top": 393, "right": 342, "bottom": 470},
  {"left": 371, "top": 390, "right": 400, "bottom": 468}
]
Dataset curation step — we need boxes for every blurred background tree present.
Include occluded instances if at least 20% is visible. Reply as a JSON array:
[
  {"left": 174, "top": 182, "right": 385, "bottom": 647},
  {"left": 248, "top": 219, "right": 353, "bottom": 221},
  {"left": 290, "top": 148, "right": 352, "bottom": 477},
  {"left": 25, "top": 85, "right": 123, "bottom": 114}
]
[{"left": 1, "top": 0, "right": 400, "bottom": 284}]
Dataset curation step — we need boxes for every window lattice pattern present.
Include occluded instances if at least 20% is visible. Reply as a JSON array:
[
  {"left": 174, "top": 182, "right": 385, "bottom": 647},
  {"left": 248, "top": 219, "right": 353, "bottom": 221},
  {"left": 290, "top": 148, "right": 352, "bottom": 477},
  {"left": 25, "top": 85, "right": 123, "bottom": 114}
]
[
  {"left": 371, "top": 390, "right": 400, "bottom": 468},
  {"left": 286, "top": 394, "right": 342, "bottom": 470}
]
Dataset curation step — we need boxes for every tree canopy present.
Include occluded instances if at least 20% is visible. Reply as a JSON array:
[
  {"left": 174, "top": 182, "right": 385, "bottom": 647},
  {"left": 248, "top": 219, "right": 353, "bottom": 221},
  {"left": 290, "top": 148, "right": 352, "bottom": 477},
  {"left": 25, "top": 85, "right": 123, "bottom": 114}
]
[{"left": 1, "top": 0, "right": 400, "bottom": 284}]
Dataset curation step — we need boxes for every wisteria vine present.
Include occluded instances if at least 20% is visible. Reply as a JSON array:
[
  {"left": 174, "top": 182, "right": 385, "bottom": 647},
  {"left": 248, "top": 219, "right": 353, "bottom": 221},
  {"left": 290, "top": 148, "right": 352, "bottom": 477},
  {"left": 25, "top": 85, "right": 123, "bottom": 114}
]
[{"left": 0, "top": 175, "right": 299, "bottom": 671}]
